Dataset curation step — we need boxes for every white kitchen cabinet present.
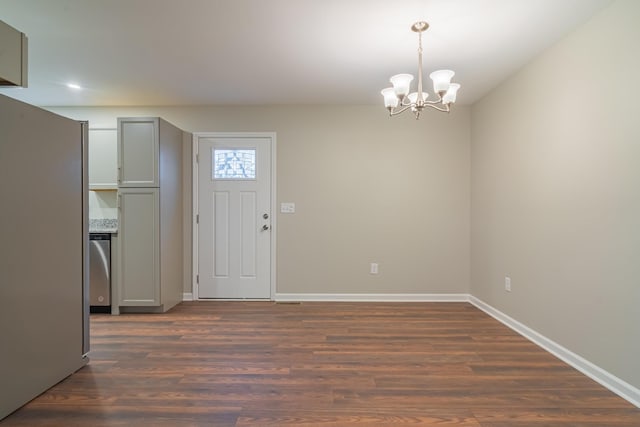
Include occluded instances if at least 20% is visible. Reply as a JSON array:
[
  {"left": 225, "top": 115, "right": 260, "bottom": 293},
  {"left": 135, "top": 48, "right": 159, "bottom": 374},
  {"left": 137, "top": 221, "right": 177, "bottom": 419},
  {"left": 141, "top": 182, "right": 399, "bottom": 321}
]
[
  {"left": 0, "top": 20, "right": 28, "bottom": 87},
  {"left": 116, "top": 117, "right": 183, "bottom": 313},
  {"left": 88, "top": 128, "right": 117, "bottom": 189},
  {"left": 117, "top": 187, "right": 160, "bottom": 306},
  {"left": 118, "top": 118, "right": 159, "bottom": 187}
]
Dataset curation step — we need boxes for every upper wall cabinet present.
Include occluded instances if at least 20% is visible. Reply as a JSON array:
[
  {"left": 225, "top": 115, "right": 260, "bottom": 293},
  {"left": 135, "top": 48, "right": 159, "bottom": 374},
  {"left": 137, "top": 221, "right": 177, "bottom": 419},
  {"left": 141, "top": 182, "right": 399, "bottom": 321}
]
[
  {"left": 118, "top": 118, "right": 160, "bottom": 187},
  {"left": 0, "top": 20, "right": 28, "bottom": 87},
  {"left": 88, "top": 128, "right": 117, "bottom": 190}
]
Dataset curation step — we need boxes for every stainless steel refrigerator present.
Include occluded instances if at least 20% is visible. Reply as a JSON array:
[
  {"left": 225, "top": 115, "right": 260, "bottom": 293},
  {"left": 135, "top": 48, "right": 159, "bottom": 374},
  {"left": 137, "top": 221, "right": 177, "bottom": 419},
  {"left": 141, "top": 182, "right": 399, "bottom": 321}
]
[{"left": 0, "top": 94, "right": 89, "bottom": 420}]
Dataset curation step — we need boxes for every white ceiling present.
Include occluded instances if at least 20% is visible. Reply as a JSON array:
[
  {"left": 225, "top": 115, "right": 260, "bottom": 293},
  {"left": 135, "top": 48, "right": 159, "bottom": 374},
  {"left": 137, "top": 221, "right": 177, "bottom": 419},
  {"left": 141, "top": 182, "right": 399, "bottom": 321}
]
[{"left": 0, "top": 0, "right": 611, "bottom": 107}]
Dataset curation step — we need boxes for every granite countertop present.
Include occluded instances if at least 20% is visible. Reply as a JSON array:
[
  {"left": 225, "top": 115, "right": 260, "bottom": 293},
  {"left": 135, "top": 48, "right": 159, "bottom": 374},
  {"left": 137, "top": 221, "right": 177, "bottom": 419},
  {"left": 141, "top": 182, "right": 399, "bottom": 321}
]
[{"left": 89, "top": 218, "right": 118, "bottom": 233}]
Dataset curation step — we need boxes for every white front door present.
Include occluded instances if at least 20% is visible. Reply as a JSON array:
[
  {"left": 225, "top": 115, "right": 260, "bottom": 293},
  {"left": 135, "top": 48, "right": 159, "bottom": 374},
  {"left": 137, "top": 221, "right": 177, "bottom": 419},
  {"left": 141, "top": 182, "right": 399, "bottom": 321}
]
[{"left": 197, "top": 134, "right": 272, "bottom": 299}]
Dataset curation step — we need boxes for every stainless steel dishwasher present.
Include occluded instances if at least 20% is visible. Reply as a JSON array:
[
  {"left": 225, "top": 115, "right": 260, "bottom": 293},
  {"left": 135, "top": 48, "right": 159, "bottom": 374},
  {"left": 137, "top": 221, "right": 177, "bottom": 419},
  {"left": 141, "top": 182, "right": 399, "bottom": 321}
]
[{"left": 89, "top": 233, "right": 111, "bottom": 310}]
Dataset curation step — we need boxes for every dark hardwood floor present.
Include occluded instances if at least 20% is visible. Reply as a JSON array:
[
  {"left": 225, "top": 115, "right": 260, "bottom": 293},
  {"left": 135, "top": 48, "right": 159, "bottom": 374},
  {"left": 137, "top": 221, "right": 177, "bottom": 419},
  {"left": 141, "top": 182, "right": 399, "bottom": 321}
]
[{"left": 2, "top": 301, "right": 639, "bottom": 426}]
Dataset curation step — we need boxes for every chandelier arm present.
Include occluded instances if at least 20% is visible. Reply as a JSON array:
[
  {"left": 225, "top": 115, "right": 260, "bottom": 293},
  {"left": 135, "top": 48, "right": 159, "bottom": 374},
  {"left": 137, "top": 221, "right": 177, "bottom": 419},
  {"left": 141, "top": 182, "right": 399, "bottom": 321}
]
[
  {"left": 423, "top": 103, "right": 451, "bottom": 113},
  {"left": 424, "top": 98, "right": 445, "bottom": 105},
  {"left": 389, "top": 105, "right": 414, "bottom": 116}
]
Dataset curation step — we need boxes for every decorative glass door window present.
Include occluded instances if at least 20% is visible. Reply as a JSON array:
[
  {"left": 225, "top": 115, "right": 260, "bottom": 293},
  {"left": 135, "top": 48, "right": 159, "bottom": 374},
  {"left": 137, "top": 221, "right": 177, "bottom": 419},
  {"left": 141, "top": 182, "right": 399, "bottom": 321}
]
[{"left": 213, "top": 149, "right": 256, "bottom": 179}]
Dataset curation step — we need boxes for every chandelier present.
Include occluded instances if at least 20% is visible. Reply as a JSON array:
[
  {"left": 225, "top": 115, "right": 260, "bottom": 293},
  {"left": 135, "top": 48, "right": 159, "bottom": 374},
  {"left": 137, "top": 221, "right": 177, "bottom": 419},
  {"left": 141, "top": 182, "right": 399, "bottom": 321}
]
[{"left": 381, "top": 21, "right": 460, "bottom": 119}]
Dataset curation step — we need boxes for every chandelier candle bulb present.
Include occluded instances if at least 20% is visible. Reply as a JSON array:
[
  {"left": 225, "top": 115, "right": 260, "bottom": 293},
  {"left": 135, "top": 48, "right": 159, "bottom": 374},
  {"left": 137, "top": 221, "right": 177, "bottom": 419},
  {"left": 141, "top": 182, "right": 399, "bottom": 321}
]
[
  {"left": 381, "top": 21, "right": 460, "bottom": 119},
  {"left": 429, "top": 70, "right": 455, "bottom": 94},
  {"left": 407, "top": 92, "right": 429, "bottom": 104},
  {"left": 389, "top": 74, "right": 413, "bottom": 100},
  {"left": 381, "top": 88, "right": 399, "bottom": 109},
  {"left": 443, "top": 83, "right": 461, "bottom": 104}
]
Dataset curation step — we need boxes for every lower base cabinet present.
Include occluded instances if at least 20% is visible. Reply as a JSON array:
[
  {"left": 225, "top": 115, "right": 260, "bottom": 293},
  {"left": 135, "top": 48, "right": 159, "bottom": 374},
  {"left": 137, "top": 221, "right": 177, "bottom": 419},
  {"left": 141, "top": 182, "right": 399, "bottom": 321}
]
[
  {"left": 116, "top": 188, "right": 182, "bottom": 313},
  {"left": 118, "top": 188, "right": 160, "bottom": 306}
]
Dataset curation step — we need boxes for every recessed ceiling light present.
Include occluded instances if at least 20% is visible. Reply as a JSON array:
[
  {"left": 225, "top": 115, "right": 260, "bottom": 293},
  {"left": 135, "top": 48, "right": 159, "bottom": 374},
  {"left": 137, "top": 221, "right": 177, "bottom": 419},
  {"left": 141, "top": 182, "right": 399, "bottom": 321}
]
[{"left": 66, "top": 83, "right": 82, "bottom": 90}]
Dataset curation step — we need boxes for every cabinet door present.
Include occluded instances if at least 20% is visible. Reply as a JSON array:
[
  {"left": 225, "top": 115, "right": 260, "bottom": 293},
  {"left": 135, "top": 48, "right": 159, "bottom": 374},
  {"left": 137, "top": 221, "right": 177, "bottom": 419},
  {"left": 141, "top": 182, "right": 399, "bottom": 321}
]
[
  {"left": 88, "top": 128, "right": 117, "bottom": 189},
  {"left": 0, "top": 20, "right": 27, "bottom": 86},
  {"left": 118, "top": 118, "right": 159, "bottom": 187},
  {"left": 118, "top": 188, "right": 160, "bottom": 305}
]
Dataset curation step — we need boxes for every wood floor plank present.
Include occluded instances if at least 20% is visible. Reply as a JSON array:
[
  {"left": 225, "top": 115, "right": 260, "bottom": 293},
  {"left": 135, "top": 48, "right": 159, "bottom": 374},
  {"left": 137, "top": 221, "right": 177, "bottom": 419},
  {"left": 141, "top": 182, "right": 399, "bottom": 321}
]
[
  {"left": 235, "top": 410, "right": 482, "bottom": 427},
  {"left": 2, "top": 301, "right": 639, "bottom": 426},
  {"left": 473, "top": 407, "right": 640, "bottom": 426}
]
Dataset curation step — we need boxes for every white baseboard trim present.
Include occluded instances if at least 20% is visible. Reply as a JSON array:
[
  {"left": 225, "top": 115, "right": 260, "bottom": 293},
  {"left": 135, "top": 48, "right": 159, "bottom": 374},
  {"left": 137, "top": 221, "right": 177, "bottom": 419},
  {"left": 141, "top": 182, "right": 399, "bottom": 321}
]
[
  {"left": 469, "top": 296, "right": 640, "bottom": 408},
  {"left": 182, "top": 292, "right": 194, "bottom": 301},
  {"left": 274, "top": 293, "right": 470, "bottom": 302}
]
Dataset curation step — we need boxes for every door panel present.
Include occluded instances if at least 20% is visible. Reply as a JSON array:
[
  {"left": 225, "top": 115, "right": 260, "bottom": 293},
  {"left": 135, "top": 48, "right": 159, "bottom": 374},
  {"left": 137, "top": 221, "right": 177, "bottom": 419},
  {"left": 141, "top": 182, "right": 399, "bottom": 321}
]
[
  {"left": 118, "top": 188, "right": 160, "bottom": 305},
  {"left": 240, "top": 191, "right": 257, "bottom": 278},
  {"left": 213, "top": 191, "right": 230, "bottom": 278},
  {"left": 88, "top": 128, "right": 117, "bottom": 189},
  {"left": 198, "top": 136, "right": 271, "bottom": 299},
  {"left": 118, "top": 118, "right": 159, "bottom": 187}
]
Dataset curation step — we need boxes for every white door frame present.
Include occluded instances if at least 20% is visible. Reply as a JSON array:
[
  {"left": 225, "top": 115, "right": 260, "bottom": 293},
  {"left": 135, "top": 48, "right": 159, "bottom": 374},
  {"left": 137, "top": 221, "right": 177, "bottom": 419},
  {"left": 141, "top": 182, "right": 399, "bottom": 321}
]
[{"left": 192, "top": 132, "right": 277, "bottom": 300}]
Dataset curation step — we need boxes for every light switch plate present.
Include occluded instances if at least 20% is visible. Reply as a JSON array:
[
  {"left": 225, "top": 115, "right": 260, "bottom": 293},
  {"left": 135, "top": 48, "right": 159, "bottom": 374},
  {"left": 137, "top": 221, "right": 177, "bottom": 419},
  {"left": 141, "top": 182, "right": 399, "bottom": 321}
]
[{"left": 280, "top": 202, "right": 295, "bottom": 213}]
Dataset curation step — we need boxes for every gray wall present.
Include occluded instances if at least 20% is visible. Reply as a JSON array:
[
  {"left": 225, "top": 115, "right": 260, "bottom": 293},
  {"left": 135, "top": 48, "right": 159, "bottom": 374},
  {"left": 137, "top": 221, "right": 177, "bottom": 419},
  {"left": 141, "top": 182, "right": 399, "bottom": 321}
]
[
  {"left": 51, "top": 105, "right": 471, "bottom": 296},
  {"left": 470, "top": 0, "right": 640, "bottom": 389}
]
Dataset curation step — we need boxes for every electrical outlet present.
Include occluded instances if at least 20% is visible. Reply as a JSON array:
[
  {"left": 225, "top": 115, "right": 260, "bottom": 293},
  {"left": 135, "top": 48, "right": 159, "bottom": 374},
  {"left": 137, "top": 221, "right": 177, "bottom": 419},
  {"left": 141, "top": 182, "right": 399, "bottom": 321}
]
[
  {"left": 505, "top": 276, "right": 512, "bottom": 292},
  {"left": 370, "top": 263, "right": 379, "bottom": 274}
]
